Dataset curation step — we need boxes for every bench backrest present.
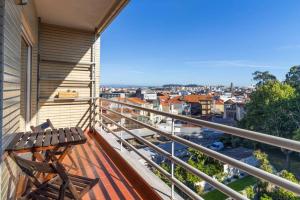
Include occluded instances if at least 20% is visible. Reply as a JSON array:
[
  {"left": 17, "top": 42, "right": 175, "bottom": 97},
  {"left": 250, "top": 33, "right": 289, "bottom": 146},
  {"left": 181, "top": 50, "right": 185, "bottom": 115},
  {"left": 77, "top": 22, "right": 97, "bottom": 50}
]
[{"left": 30, "top": 119, "right": 55, "bottom": 132}]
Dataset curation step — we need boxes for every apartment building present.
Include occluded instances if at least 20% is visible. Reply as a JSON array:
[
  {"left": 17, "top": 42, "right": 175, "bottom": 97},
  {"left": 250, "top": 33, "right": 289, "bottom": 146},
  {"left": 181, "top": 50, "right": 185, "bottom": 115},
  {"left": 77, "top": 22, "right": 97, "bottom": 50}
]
[
  {"left": 183, "top": 95, "right": 212, "bottom": 118},
  {"left": 0, "top": 1, "right": 132, "bottom": 199}
]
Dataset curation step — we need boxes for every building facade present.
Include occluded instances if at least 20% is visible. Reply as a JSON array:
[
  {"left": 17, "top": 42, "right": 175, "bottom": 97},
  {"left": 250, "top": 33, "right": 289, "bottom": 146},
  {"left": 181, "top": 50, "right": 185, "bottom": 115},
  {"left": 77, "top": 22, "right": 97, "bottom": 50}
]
[{"left": 0, "top": 0, "right": 127, "bottom": 199}]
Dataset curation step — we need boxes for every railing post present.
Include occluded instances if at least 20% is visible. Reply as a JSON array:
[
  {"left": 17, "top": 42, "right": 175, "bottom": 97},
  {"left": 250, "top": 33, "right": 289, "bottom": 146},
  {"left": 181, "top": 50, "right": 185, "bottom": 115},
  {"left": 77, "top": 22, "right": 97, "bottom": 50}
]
[
  {"left": 100, "top": 98, "right": 103, "bottom": 131},
  {"left": 120, "top": 104, "right": 124, "bottom": 151},
  {"left": 171, "top": 118, "right": 175, "bottom": 200}
]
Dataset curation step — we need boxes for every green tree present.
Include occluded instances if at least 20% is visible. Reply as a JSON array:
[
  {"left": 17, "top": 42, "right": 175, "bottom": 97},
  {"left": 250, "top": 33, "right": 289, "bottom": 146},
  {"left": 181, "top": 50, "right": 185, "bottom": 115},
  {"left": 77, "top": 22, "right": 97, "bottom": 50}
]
[
  {"left": 271, "top": 170, "right": 299, "bottom": 200},
  {"left": 239, "top": 79, "right": 300, "bottom": 169},
  {"left": 153, "top": 162, "right": 171, "bottom": 186},
  {"left": 254, "top": 150, "right": 273, "bottom": 196},
  {"left": 172, "top": 148, "right": 223, "bottom": 194},
  {"left": 187, "top": 148, "right": 223, "bottom": 176},
  {"left": 260, "top": 194, "right": 272, "bottom": 200},
  {"left": 292, "top": 129, "right": 300, "bottom": 141},
  {"left": 253, "top": 71, "right": 277, "bottom": 86},
  {"left": 285, "top": 65, "right": 300, "bottom": 91},
  {"left": 245, "top": 186, "right": 255, "bottom": 199},
  {"left": 253, "top": 151, "right": 299, "bottom": 200},
  {"left": 239, "top": 81, "right": 296, "bottom": 137},
  {"left": 254, "top": 150, "right": 273, "bottom": 173}
]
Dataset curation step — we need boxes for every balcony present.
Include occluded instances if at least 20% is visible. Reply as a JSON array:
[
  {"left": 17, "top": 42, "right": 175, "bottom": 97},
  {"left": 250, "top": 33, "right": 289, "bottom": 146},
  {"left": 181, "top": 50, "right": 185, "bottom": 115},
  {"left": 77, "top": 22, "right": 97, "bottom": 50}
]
[
  {"left": 62, "top": 132, "right": 145, "bottom": 200},
  {"left": 94, "top": 98, "right": 300, "bottom": 200},
  {"left": 3, "top": 96, "right": 300, "bottom": 199}
]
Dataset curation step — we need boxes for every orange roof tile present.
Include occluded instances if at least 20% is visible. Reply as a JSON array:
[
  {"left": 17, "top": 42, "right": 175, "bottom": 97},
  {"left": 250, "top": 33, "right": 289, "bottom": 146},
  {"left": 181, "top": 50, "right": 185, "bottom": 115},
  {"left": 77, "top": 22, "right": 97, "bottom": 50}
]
[
  {"left": 168, "top": 97, "right": 183, "bottom": 104},
  {"left": 159, "top": 95, "right": 184, "bottom": 106},
  {"left": 158, "top": 96, "right": 169, "bottom": 102},
  {"left": 127, "top": 97, "right": 147, "bottom": 105},
  {"left": 183, "top": 95, "right": 212, "bottom": 103},
  {"left": 215, "top": 99, "right": 224, "bottom": 105}
]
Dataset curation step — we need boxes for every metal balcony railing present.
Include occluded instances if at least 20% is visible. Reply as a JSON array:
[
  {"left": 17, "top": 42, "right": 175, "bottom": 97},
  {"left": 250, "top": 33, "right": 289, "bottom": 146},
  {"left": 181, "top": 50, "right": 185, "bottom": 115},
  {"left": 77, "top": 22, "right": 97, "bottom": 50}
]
[{"left": 98, "top": 98, "right": 300, "bottom": 200}]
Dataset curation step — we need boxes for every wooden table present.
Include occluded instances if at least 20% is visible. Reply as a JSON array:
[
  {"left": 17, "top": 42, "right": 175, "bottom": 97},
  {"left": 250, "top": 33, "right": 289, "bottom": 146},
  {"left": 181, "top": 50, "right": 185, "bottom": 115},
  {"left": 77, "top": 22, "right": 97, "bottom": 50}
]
[
  {"left": 6, "top": 127, "right": 87, "bottom": 181},
  {"left": 5, "top": 127, "right": 92, "bottom": 196},
  {"left": 6, "top": 127, "right": 87, "bottom": 170},
  {"left": 6, "top": 127, "right": 86, "bottom": 153}
]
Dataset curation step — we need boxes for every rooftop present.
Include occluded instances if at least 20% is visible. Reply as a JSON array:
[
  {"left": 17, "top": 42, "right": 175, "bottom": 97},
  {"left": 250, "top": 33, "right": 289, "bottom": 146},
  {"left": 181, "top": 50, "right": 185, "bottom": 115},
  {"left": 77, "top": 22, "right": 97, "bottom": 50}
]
[
  {"left": 220, "top": 147, "right": 254, "bottom": 160},
  {"left": 183, "top": 94, "right": 213, "bottom": 103},
  {"left": 127, "top": 97, "right": 148, "bottom": 105},
  {"left": 214, "top": 99, "right": 224, "bottom": 105}
]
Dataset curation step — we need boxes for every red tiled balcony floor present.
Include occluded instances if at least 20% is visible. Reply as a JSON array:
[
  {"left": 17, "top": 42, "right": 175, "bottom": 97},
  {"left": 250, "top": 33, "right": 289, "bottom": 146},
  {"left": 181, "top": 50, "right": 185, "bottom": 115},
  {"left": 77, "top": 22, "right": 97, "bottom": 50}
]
[{"left": 63, "top": 133, "right": 143, "bottom": 200}]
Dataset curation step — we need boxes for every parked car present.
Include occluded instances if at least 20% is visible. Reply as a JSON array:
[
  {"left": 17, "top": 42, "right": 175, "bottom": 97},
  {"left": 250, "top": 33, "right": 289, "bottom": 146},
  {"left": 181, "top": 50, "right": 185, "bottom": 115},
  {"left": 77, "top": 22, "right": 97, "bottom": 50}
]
[{"left": 210, "top": 142, "right": 224, "bottom": 151}]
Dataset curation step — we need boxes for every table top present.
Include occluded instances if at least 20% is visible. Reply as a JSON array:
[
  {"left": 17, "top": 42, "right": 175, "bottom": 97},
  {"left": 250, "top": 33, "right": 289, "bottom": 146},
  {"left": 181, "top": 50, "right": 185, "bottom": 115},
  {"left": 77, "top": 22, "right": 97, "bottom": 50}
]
[{"left": 5, "top": 127, "right": 87, "bottom": 152}]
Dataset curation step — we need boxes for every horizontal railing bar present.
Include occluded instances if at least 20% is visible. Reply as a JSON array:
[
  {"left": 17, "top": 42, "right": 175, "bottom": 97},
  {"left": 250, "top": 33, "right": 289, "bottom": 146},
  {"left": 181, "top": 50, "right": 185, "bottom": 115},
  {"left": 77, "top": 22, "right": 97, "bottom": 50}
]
[
  {"left": 99, "top": 122, "right": 203, "bottom": 200},
  {"left": 100, "top": 98, "right": 300, "bottom": 153},
  {"left": 101, "top": 114, "right": 248, "bottom": 200},
  {"left": 101, "top": 107, "right": 300, "bottom": 195}
]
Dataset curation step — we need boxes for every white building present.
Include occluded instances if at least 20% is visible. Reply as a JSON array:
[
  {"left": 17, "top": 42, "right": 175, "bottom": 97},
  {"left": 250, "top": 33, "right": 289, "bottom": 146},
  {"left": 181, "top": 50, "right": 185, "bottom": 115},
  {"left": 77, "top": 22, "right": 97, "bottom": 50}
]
[{"left": 136, "top": 88, "right": 157, "bottom": 101}]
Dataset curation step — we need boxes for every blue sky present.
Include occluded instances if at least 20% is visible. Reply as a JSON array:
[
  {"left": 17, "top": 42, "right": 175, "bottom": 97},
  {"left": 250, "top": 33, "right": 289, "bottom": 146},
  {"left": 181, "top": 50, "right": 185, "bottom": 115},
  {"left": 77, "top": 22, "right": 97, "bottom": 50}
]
[{"left": 101, "top": 0, "right": 300, "bottom": 86}]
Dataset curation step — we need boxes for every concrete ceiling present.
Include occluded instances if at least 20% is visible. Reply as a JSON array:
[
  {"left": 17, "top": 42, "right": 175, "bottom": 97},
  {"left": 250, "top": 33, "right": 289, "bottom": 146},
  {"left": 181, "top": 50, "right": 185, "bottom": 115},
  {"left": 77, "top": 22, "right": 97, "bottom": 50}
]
[{"left": 34, "top": 0, "right": 128, "bottom": 33}]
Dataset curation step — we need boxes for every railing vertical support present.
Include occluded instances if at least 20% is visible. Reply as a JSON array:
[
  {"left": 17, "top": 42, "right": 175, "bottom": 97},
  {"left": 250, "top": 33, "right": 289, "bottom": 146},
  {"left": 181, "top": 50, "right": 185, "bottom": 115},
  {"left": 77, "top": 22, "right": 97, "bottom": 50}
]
[
  {"left": 120, "top": 104, "right": 124, "bottom": 151},
  {"left": 100, "top": 99, "right": 103, "bottom": 131},
  {"left": 171, "top": 118, "right": 175, "bottom": 200}
]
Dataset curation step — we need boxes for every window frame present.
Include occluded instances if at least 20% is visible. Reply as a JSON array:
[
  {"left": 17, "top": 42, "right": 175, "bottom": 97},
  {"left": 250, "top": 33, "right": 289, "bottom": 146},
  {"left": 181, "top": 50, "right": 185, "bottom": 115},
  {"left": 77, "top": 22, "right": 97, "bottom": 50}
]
[{"left": 21, "top": 30, "right": 33, "bottom": 131}]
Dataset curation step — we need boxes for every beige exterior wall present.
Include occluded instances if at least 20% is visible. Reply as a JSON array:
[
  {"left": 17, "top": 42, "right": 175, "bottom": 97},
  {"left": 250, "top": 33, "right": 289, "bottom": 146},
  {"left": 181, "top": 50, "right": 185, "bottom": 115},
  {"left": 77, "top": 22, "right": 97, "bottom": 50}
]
[
  {"left": 200, "top": 100, "right": 212, "bottom": 115},
  {"left": 215, "top": 104, "right": 224, "bottom": 113},
  {"left": 1, "top": 1, "right": 100, "bottom": 199},
  {"left": 1, "top": 0, "right": 39, "bottom": 199},
  {"left": 38, "top": 24, "right": 99, "bottom": 129}
]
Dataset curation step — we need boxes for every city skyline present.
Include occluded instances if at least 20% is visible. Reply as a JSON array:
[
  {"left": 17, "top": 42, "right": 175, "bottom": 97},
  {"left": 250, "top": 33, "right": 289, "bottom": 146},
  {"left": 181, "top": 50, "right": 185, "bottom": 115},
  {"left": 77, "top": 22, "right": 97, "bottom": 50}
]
[
  {"left": 101, "top": 0, "right": 300, "bottom": 86},
  {"left": 100, "top": 83, "right": 250, "bottom": 88}
]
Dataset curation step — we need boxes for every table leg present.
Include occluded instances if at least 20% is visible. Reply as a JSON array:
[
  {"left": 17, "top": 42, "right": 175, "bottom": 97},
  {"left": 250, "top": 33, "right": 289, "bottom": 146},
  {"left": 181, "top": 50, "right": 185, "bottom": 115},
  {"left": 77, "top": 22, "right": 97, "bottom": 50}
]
[
  {"left": 57, "top": 145, "right": 72, "bottom": 163},
  {"left": 44, "top": 145, "right": 72, "bottom": 181},
  {"left": 33, "top": 152, "right": 46, "bottom": 162},
  {"left": 33, "top": 147, "right": 61, "bottom": 180}
]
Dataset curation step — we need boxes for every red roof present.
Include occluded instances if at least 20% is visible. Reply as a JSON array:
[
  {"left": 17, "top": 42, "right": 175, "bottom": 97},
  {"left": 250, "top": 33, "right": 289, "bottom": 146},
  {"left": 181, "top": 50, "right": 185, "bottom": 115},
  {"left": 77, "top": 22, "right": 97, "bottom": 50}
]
[
  {"left": 168, "top": 96, "right": 182, "bottom": 104},
  {"left": 159, "top": 95, "right": 183, "bottom": 106},
  {"left": 127, "top": 97, "right": 147, "bottom": 105},
  {"left": 215, "top": 99, "right": 224, "bottom": 105},
  {"left": 158, "top": 95, "right": 169, "bottom": 102},
  {"left": 183, "top": 95, "right": 212, "bottom": 103}
]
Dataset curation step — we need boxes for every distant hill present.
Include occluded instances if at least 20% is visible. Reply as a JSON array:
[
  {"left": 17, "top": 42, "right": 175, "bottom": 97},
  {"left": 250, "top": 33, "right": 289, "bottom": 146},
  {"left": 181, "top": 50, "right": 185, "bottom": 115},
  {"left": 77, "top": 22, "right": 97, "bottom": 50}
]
[
  {"left": 101, "top": 84, "right": 152, "bottom": 88},
  {"left": 101, "top": 84, "right": 204, "bottom": 88},
  {"left": 162, "top": 84, "right": 202, "bottom": 88}
]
